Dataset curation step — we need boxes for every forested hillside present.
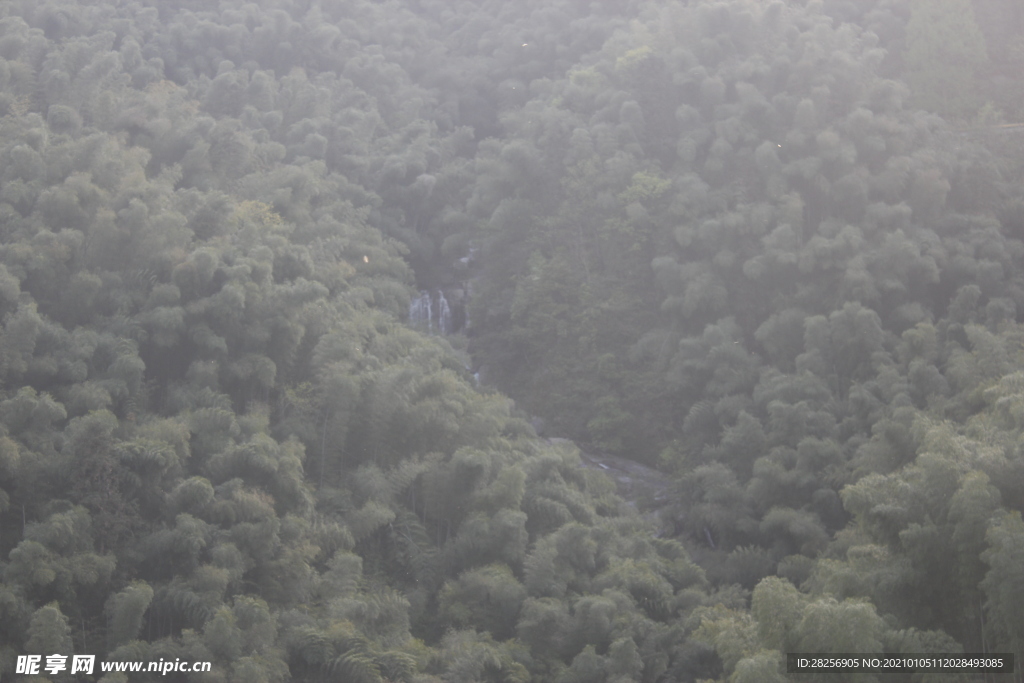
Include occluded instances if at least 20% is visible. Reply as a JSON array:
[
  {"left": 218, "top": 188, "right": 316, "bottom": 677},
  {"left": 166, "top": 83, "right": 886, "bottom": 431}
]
[{"left": 0, "top": 0, "right": 1022, "bottom": 681}]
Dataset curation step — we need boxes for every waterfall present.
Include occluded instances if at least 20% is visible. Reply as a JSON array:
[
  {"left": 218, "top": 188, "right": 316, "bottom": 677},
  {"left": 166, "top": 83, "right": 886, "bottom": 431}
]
[
  {"left": 437, "top": 290, "right": 452, "bottom": 335},
  {"left": 409, "top": 289, "right": 458, "bottom": 335},
  {"left": 409, "top": 291, "right": 433, "bottom": 332}
]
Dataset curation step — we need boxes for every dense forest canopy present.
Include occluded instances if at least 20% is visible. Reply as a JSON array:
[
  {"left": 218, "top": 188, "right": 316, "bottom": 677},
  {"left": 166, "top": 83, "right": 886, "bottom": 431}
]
[{"left": 0, "top": 0, "right": 1023, "bottom": 681}]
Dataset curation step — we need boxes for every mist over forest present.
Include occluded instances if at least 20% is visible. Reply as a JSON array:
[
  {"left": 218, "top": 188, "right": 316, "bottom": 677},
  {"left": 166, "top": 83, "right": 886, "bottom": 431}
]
[{"left": 0, "top": 0, "right": 1023, "bottom": 681}]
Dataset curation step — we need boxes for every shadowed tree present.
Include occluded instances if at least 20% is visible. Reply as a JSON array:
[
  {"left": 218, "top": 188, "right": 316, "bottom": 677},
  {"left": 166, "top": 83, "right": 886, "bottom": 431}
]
[{"left": 904, "top": 0, "right": 989, "bottom": 118}]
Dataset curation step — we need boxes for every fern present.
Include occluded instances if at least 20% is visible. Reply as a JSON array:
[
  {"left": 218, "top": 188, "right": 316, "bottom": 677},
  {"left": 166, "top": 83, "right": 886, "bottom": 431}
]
[
  {"left": 385, "top": 455, "right": 438, "bottom": 501},
  {"left": 329, "top": 634, "right": 383, "bottom": 683},
  {"left": 153, "top": 583, "right": 214, "bottom": 629},
  {"left": 389, "top": 508, "right": 440, "bottom": 588},
  {"left": 377, "top": 650, "right": 417, "bottom": 682},
  {"left": 291, "top": 626, "right": 332, "bottom": 669}
]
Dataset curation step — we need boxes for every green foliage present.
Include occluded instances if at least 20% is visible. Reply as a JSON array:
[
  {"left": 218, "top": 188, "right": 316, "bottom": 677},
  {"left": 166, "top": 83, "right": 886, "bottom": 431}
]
[
  {"left": 439, "top": 564, "right": 526, "bottom": 640},
  {"left": 433, "top": 629, "right": 530, "bottom": 683},
  {"left": 904, "top": 0, "right": 990, "bottom": 118},
  {"left": 25, "top": 603, "right": 73, "bottom": 656},
  {"left": 105, "top": 581, "right": 154, "bottom": 648},
  {"left": 980, "top": 511, "right": 1024, "bottom": 655},
  {"left": 0, "top": 0, "right": 1020, "bottom": 679},
  {"left": 796, "top": 597, "right": 886, "bottom": 654}
]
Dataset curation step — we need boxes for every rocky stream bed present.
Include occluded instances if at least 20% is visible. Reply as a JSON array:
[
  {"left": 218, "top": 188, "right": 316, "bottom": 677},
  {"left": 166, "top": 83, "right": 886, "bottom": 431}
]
[{"left": 548, "top": 438, "right": 678, "bottom": 535}]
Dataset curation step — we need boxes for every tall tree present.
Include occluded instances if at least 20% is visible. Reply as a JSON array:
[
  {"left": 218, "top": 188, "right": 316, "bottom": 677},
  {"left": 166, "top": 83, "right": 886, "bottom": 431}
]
[{"left": 904, "top": 0, "right": 989, "bottom": 118}]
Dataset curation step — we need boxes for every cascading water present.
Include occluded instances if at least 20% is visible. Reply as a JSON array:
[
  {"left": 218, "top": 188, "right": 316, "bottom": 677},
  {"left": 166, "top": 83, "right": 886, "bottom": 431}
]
[
  {"left": 409, "top": 291, "right": 433, "bottom": 332},
  {"left": 437, "top": 290, "right": 452, "bottom": 335},
  {"left": 409, "top": 289, "right": 456, "bottom": 335}
]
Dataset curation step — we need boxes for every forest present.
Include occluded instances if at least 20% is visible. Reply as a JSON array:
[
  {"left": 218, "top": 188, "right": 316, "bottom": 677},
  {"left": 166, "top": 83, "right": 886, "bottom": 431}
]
[{"left": 0, "top": 0, "right": 1023, "bottom": 681}]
